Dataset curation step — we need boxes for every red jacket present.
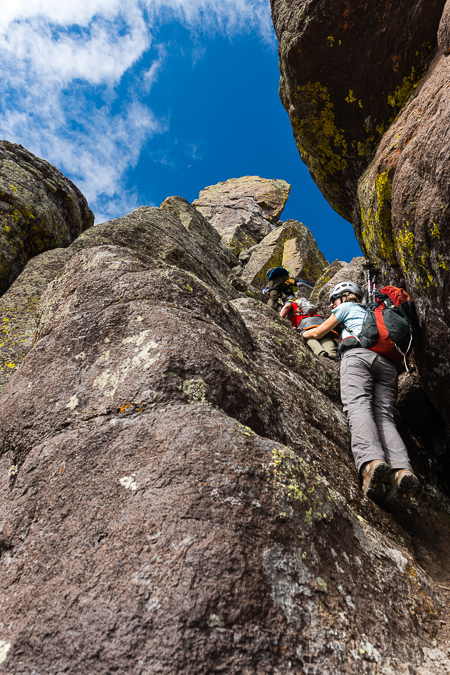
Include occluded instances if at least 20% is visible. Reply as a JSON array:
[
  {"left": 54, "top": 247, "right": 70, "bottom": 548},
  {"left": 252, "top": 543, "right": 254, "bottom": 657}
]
[{"left": 287, "top": 301, "right": 323, "bottom": 330}]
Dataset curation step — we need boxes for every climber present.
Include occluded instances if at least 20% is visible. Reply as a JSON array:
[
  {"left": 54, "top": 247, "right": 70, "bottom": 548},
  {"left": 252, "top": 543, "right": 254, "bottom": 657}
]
[
  {"left": 280, "top": 295, "right": 337, "bottom": 358},
  {"left": 264, "top": 267, "right": 296, "bottom": 310},
  {"left": 301, "top": 280, "right": 420, "bottom": 507}
]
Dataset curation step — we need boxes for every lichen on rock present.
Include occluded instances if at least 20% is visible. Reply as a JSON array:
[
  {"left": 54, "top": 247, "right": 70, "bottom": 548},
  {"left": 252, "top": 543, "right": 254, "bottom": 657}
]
[
  {"left": 0, "top": 141, "right": 93, "bottom": 295},
  {"left": 354, "top": 43, "right": 450, "bottom": 426},
  {"left": 271, "top": 0, "right": 446, "bottom": 220},
  {"left": 241, "top": 219, "right": 327, "bottom": 289},
  {"left": 1, "top": 105, "right": 450, "bottom": 672}
]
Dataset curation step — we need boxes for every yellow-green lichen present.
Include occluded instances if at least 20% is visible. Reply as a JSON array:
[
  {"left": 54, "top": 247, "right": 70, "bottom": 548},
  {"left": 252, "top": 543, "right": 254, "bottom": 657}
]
[
  {"left": 354, "top": 136, "right": 377, "bottom": 158},
  {"left": 430, "top": 222, "right": 440, "bottom": 239},
  {"left": 387, "top": 67, "right": 420, "bottom": 109},
  {"left": 223, "top": 338, "right": 247, "bottom": 363},
  {"left": 386, "top": 43, "right": 431, "bottom": 113},
  {"left": 327, "top": 37, "right": 341, "bottom": 46},
  {"left": 397, "top": 228, "right": 415, "bottom": 257},
  {"left": 316, "top": 577, "right": 328, "bottom": 592},
  {"left": 396, "top": 228, "right": 443, "bottom": 290},
  {"left": 437, "top": 256, "right": 448, "bottom": 271},
  {"left": 345, "top": 90, "right": 357, "bottom": 103},
  {"left": 265, "top": 446, "right": 334, "bottom": 528},
  {"left": 292, "top": 82, "right": 348, "bottom": 183},
  {"left": 345, "top": 90, "right": 362, "bottom": 108},
  {"left": 359, "top": 171, "right": 397, "bottom": 265},
  {"left": 182, "top": 378, "right": 207, "bottom": 402}
]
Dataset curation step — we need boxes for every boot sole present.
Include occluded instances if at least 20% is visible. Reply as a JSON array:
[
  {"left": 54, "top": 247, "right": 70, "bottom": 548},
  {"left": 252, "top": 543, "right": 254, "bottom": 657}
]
[
  {"left": 385, "top": 473, "right": 421, "bottom": 508},
  {"left": 364, "top": 462, "right": 391, "bottom": 501}
]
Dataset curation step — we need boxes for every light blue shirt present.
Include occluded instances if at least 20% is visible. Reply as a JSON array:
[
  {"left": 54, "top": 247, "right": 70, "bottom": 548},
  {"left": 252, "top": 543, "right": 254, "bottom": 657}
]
[{"left": 332, "top": 302, "right": 367, "bottom": 340}]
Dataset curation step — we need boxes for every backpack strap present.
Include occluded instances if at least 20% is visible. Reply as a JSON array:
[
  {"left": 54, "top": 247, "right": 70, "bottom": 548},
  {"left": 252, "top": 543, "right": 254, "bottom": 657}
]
[
  {"left": 339, "top": 335, "right": 361, "bottom": 352},
  {"left": 338, "top": 316, "right": 365, "bottom": 352},
  {"left": 291, "top": 311, "right": 322, "bottom": 317}
]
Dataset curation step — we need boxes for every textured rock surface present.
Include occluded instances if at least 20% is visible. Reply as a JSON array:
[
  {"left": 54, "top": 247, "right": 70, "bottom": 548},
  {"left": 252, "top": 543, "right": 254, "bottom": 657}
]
[
  {"left": 271, "top": 0, "right": 446, "bottom": 220},
  {"left": 438, "top": 0, "right": 450, "bottom": 53},
  {"left": 281, "top": 225, "right": 328, "bottom": 281},
  {"left": 2, "top": 0, "right": 450, "bottom": 657},
  {"left": 228, "top": 274, "right": 268, "bottom": 303},
  {"left": 0, "top": 194, "right": 242, "bottom": 398},
  {"left": 310, "top": 257, "right": 366, "bottom": 315},
  {"left": 0, "top": 141, "right": 94, "bottom": 295},
  {"left": 271, "top": 0, "right": 450, "bottom": 432},
  {"left": 396, "top": 373, "right": 450, "bottom": 495},
  {"left": 0, "top": 248, "right": 71, "bottom": 394},
  {"left": 241, "top": 219, "right": 327, "bottom": 289},
  {"left": 193, "top": 176, "right": 290, "bottom": 255},
  {"left": 1, "top": 199, "right": 450, "bottom": 673},
  {"left": 160, "top": 195, "right": 238, "bottom": 271},
  {"left": 355, "top": 29, "right": 450, "bottom": 423}
]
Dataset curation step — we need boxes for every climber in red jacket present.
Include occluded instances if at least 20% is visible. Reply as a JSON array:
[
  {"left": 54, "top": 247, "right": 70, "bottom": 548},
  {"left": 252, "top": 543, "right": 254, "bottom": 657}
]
[{"left": 280, "top": 295, "right": 337, "bottom": 358}]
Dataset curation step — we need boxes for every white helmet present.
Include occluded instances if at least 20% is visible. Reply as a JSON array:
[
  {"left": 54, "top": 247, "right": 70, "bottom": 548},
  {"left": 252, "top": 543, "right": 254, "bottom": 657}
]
[{"left": 330, "top": 281, "right": 363, "bottom": 303}]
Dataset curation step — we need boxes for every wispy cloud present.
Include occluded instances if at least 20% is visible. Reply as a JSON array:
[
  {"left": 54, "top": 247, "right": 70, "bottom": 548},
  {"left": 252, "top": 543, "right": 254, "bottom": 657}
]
[{"left": 0, "top": 0, "right": 274, "bottom": 221}]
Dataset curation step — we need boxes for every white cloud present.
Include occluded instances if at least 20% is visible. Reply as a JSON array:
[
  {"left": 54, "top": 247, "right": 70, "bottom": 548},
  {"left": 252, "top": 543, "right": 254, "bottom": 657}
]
[
  {"left": 0, "top": 13, "right": 149, "bottom": 86},
  {"left": 144, "top": 0, "right": 274, "bottom": 38},
  {"left": 0, "top": 0, "right": 127, "bottom": 32},
  {"left": 142, "top": 44, "right": 167, "bottom": 92},
  {"left": 0, "top": 0, "right": 274, "bottom": 222}
]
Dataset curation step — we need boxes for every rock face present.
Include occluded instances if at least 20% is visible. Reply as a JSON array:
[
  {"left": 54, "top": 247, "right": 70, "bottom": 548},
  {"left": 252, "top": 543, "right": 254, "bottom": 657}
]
[
  {"left": 0, "top": 248, "right": 72, "bottom": 393},
  {"left": 356, "top": 39, "right": 450, "bottom": 424},
  {"left": 1, "top": 183, "right": 450, "bottom": 673},
  {"left": 396, "top": 372, "right": 450, "bottom": 496},
  {"left": 0, "top": 141, "right": 94, "bottom": 295},
  {"left": 160, "top": 195, "right": 238, "bottom": 272},
  {"left": 271, "top": 0, "right": 450, "bottom": 428},
  {"left": 438, "top": 0, "right": 450, "bottom": 51},
  {"left": 241, "top": 219, "right": 327, "bottom": 289},
  {"left": 271, "top": 0, "right": 446, "bottom": 221},
  {"left": 310, "top": 257, "right": 366, "bottom": 315},
  {"left": 191, "top": 177, "right": 328, "bottom": 296},
  {"left": 0, "top": 196, "right": 240, "bottom": 396},
  {"left": 193, "top": 176, "right": 290, "bottom": 255}
]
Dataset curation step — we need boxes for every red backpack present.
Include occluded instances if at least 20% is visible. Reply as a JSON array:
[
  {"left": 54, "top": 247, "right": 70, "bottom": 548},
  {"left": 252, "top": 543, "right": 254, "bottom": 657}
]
[{"left": 359, "top": 286, "right": 416, "bottom": 363}]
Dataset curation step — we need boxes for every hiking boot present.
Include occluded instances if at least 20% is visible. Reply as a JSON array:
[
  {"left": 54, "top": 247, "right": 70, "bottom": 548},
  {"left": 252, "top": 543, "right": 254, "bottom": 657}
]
[
  {"left": 360, "top": 460, "right": 391, "bottom": 502},
  {"left": 385, "top": 469, "right": 421, "bottom": 508}
]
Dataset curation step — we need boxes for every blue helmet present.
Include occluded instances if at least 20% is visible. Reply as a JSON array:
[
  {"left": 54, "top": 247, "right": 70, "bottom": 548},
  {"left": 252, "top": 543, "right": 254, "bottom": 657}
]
[{"left": 267, "top": 267, "right": 290, "bottom": 281}]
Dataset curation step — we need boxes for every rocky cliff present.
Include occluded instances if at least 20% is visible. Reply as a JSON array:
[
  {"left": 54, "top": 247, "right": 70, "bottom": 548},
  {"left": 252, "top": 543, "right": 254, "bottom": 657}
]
[
  {"left": 272, "top": 0, "right": 450, "bottom": 470},
  {"left": 0, "top": 141, "right": 94, "bottom": 296},
  {"left": 1, "top": 154, "right": 450, "bottom": 673},
  {"left": 271, "top": 0, "right": 446, "bottom": 222}
]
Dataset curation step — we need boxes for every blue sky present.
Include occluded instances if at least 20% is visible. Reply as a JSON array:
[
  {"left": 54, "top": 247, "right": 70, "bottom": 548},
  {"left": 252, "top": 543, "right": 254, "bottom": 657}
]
[{"left": 0, "top": 0, "right": 362, "bottom": 263}]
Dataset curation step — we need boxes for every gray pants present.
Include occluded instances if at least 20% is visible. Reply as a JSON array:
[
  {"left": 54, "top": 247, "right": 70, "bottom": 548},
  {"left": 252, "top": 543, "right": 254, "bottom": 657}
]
[{"left": 340, "top": 348, "right": 412, "bottom": 474}]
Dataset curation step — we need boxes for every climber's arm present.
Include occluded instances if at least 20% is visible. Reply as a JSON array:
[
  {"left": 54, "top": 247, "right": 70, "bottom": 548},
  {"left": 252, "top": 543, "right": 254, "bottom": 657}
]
[{"left": 302, "top": 314, "right": 339, "bottom": 340}]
